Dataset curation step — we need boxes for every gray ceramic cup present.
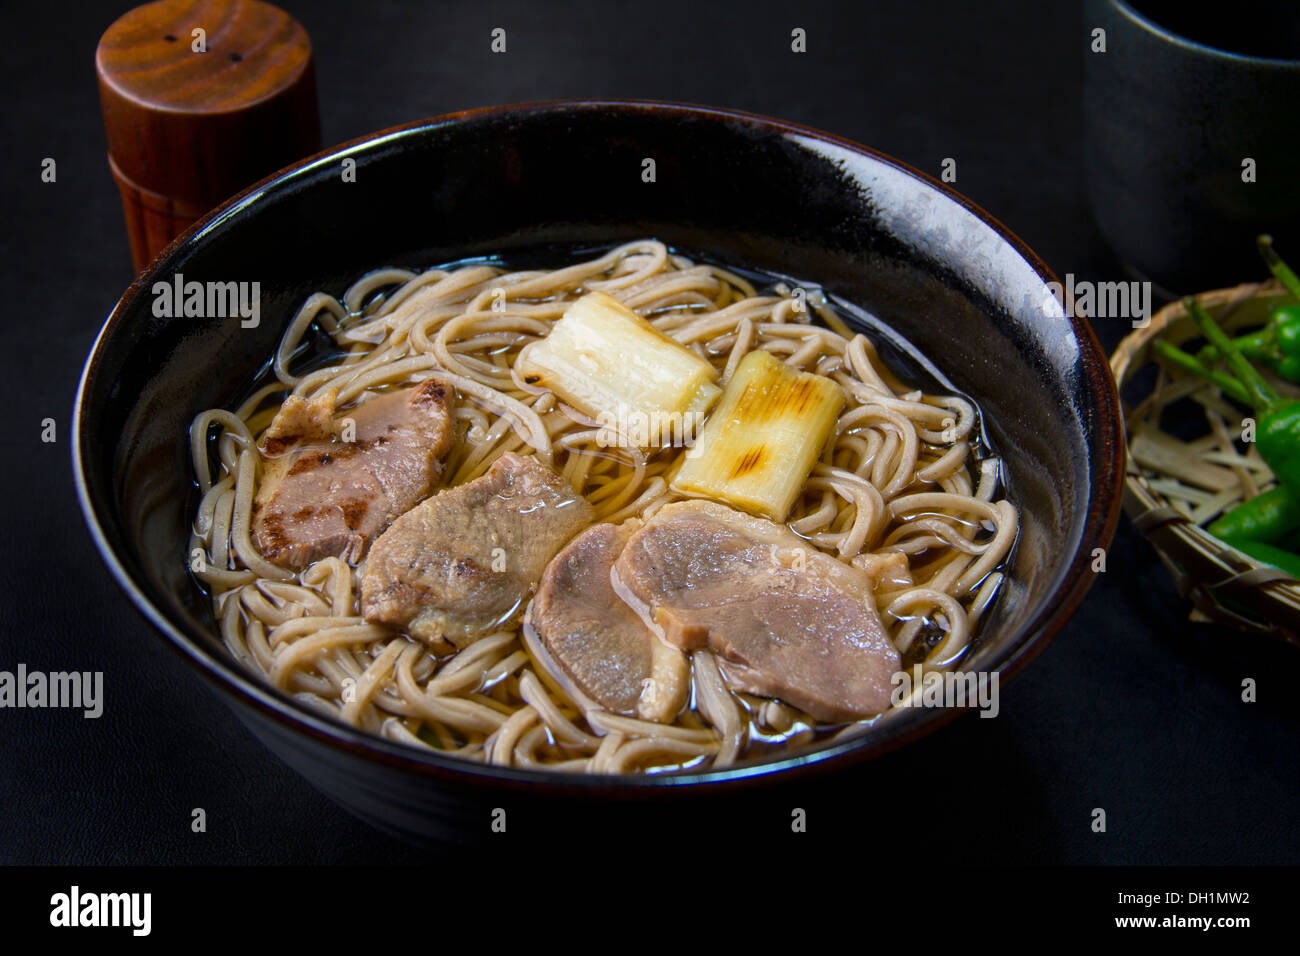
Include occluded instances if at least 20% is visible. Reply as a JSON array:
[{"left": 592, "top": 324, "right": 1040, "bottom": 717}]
[{"left": 1084, "top": 0, "right": 1300, "bottom": 292}]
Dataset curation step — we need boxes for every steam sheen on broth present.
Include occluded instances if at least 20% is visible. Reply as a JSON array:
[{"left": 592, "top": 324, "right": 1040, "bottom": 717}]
[{"left": 188, "top": 240, "right": 1018, "bottom": 774}]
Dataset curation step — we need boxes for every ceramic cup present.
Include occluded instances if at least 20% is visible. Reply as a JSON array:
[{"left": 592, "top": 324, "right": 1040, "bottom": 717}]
[{"left": 1084, "top": 0, "right": 1300, "bottom": 292}]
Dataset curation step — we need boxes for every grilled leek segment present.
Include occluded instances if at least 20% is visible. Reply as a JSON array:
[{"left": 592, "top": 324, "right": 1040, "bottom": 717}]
[
  {"left": 672, "top": 349, "right": 845, "bottom": 521},
  {"left": 517, "top": 291, "right": 721, "bottom": 447}
]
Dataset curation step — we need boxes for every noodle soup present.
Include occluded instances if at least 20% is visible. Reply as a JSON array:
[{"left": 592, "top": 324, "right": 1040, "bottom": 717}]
[{"left": 187, "top": 240, "right": 1018, "bottom": 774}]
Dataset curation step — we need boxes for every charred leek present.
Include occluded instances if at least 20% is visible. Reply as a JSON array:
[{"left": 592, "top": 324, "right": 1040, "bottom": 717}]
[
  {"left": 672, "top": 349, "right": 845, "bottom": 521},
  {"left": 518, "top": 291, "right": 721, "bottom": 448}
]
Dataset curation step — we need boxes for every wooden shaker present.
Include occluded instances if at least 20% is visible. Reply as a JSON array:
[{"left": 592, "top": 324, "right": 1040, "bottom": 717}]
[{"left": 97, "top": 0, "right": 321, "bottom": 271}]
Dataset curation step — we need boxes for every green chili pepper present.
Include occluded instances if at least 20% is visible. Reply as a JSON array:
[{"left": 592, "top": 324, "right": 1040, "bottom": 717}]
[
  {"left": 1259, "top": 234, "right": 1300, "bottom": 301},
  {"left": 1182, "top": 296, "right": 1300, "bottom": 489},
  {"left": 1195, "top": 237, "right": 1300, "bottom": 381},
  {"left": 1196, "top": 306, "right": 1300, "bottom": 380},
  {"left": 1216, "top": 538, "right": 1300, "bottom": 579},
  {"left": 1149, "top": 237, "right": 1300, "bottom": 578},
  {"left": 1275, "top": 312, "right": 1300, "bottom": 381},
  {"left": 1153, "top": 300, "right": 1300, "bottom": 573},
  {"left": 1152, "top": 339, "right": 1251, "bottom": 405},
  {"left": 1207, "top": 485, "right": 1300, "bottom": 544}
]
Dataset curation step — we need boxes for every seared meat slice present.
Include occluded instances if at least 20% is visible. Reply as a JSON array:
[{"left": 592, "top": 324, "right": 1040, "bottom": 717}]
[
  {"left": 361, "top": 452, "right": 595, "bottom": 648},
  {"left": 611, "top": 500, "right": 901, "bottom": 722},
  {"left": 525, "top": 522, "right": 689, "bottom": 722},
  {"left": 251, "top": 378, "right": 454, "bottom": 569}
]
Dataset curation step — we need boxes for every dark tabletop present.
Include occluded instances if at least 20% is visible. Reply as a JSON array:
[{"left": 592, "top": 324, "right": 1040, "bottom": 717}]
[{"left": 2, "top": 0, "right": 1296, "bottom": 866}]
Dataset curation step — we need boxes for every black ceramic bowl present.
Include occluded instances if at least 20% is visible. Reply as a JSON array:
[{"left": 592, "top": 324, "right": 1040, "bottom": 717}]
[{"left": 74, "top": 100, "right": 1123, "bottom": 844}]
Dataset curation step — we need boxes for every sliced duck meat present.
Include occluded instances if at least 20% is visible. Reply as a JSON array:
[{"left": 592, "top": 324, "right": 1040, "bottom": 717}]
[
  {"left": 361, "top": 452, "right": 595, "bottom": 648},
  {"left": 525, "top": 522, "right": 689, "bottom": 723},
  {"left": 252, "top": 378, "right": 455, "bottom": 569},
  {"left": 260, "top": 389, "right": 336, "bottom": 453},
  {"left": 611, "top": 500, "right": 901, "bottom": 722}
]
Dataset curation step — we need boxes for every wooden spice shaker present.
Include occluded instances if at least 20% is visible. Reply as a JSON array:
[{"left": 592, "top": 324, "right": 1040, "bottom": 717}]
[{"left": 97, "top": 0, "right": 321, "bottom": 271}]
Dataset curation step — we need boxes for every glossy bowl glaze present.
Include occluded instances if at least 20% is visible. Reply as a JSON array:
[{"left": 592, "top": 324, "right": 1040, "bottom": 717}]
[{"left": 74, "top": 100, "right": 1124, "bottom": 844}]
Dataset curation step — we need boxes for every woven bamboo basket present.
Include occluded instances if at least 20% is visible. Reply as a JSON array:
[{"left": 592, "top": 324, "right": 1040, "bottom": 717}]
[{"left": 1112, "top": 278, "right": 1300, "bottom": 646}]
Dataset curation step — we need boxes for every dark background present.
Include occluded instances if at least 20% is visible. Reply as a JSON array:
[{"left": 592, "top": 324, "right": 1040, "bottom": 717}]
[{"left": 1, "top": 0, "right": 1296, "bottom": 865}]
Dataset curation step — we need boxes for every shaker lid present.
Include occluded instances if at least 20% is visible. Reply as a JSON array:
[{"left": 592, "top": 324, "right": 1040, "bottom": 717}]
[{"left": 96, "top": 0, "right": 321, "bottom": 205}]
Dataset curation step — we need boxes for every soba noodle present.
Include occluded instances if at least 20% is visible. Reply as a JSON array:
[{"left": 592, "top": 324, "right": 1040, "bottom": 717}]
[{"left": 188, "top": 240, "right": 1018, "bottom": 773}]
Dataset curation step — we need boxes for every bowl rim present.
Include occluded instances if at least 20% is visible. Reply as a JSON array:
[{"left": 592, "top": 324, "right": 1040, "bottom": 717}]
[
  {"left": 1110, "top": 0, "right": 1300, "bottom": 68},
  {"left": 73, "top": 97, "right": 1126, "bottom": 792}
]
